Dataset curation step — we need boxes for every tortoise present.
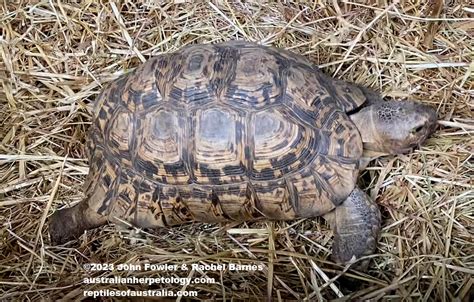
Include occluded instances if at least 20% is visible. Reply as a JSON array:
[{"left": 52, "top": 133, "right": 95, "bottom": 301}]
[{"left": 49, "top": 41, "right": 437, "bottom": 264}]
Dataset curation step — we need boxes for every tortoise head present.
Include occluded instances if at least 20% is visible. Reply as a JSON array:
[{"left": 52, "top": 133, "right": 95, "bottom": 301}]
[{"left": 349, "top": 100, "right": 438, "bottom": 154}]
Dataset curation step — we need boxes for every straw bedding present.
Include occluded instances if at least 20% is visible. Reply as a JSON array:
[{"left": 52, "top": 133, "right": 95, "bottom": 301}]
[{"left": 1, "top": 1, "right": 473, "bottom": 301}]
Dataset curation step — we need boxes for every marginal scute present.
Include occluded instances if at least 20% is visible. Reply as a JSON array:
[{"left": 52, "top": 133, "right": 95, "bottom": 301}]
[
  {"left": 312, "top": 155, "right": 359, "bottom": 205},
  {"left": 323, "top": 76, "right": 367, "bottom": 112},
  {"left": 210, "top": 183, "right": 260, "bottom": 220},
  {"left": 169, "top": 186, "right": 231, "bottom": 223},
  {"left": 322, "top": 111, "right": 363, "bottom": 159},
  {"left": 93, "top": 85, "right": 118, "bottom": 136},
  {"left": 106, "top": 171, "right": 134, "bottom": 223},
  {"left": 156, "top": 186, "right": 194, "bottom": 226},
  {"left": 286, "top": 64, "right": 331, "bottom": 108},
  {"left": 121, "top": 57, "right": 164, "bottom": 112},
  {"left": 252, "top": 178, "right": 297, "bottom": 220},
  {"left": 288, "top": 166, "right": 337, "bottom": 217}
]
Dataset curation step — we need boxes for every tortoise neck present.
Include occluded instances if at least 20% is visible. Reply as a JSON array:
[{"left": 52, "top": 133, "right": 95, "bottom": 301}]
[{"left": 349, "top": 107, "right": 388, "bottom": 158}]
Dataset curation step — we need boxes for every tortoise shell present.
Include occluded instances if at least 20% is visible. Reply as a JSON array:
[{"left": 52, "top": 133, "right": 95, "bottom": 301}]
[{"left": 85, "top": 41, "right": 366, "bottom": 228}]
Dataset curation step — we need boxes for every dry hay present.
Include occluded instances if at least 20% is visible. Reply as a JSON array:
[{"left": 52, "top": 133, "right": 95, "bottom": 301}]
[{"left": 1, "top": 1, "right": 473, "bottom": 301}]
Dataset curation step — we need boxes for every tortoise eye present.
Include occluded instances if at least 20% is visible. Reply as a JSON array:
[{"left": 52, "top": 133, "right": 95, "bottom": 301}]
[{"left": 412, "top": 125, "right": 424, "bottom": 134}]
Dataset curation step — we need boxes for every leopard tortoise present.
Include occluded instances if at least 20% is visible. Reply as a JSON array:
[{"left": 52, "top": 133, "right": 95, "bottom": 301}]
[{"left": 49, "top": 41, "right": 437, "bottom": 263}]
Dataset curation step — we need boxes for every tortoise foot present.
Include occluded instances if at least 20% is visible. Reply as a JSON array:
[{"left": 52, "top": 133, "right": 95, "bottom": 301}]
[{"left": 49, "top": 206, "right": 85, "bottom": 245}]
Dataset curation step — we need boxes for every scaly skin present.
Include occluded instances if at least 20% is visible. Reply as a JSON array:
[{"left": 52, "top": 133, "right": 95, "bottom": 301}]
[{"left": 323, "top": 187, "right": 381, "bottom": 267}]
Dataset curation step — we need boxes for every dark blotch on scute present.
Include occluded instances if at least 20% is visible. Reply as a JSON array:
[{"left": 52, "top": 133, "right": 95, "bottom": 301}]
[
  {"left": 138, "top": 180, "right": 151, "bottom": 192},
  {"left": 164, "top": 162, "right": 185, "bottom": 176},
  {"left": 213, "top": 45, "right": 239, "bottom": 72},
  {"left": 188, "top": 54, "right": 204, "bottom": 71},
  {"left": 169, "top": 87, "right": 184, "bottom": 101},
  {"left": 152, "top": 186, "right": 161, "bottom": 203},
  {"left": 110, "top": 77, "right": 129, "bottom": 104},
  {"left": 222, "top": 163, "right": 244, "bottom": 176},
  {"left": 118, "top": 191, "right": 133, "bottom": 206},
  {"left": 280, "top": 152, "right": 297, "bottom": 166},
  {"left": 132, "top": 178, "right": 142, "bottom": 190},
  {"left": 135, "top": 157, "right": 159, "bottom": 178},
  {"left": 335, "top": 124, "right": 345, "bottom": 134},
  {"left": 210, "top": 191, "right": 231, "bottom": 219},
  {"left": 310, "top": 133, "right": 328, "bottom": 154},
  {"left": 103, "top": 174, "right": 111, "bottom": 187},
  {"left": 208, "top": 177, "right": 222, "bottom": 185},
  {"left": 165, "top": 187, "right": 178, "bottom": 197},
  {"left": 244, "top": 146, "right": 252, "bottom": 160},
  {"left": 98, "top": 108, "right": 107, "bottom": 120},
  {"left": 140, "top": 91, "right": 160, "bottom": 110},
  {"left": 320, "top": 171, "right": 333, "bottom": 183},
  {"left": 210, "top": 191, "right": 220, "bottom": 206},
  {"left": 284, "top": 101, "right": 317, "bottom": 125},
  {"left": 269, "top": 152, "right": 297, "bottom": 169},
  {"left": 254, "top": 167, "right": 276, "bottom": 180},
  {"left": 97, "top": 183, "right": 117, "bottom": 215},
  {"left": 198, "top": 164, "right": 222, "bottom": 184}
]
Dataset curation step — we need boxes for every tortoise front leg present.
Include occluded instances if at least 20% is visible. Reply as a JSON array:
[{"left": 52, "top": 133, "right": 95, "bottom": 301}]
[{"left": 323, "top": 187, "right": 381, "bottom": 265}]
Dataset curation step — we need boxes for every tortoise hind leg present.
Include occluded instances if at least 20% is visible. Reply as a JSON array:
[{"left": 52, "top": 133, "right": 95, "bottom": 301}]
[
  {"left": 323, "top": 187, "right": 381, "bottom": 266},
  {"left": 49, "top": 198, "right": 108, "bottom": 245},
  {"left": 49, "top": 147, "right": 113, "bottom": 245},
  {"left": 49, "top": 162, "right": 110, "bottom": 245}
]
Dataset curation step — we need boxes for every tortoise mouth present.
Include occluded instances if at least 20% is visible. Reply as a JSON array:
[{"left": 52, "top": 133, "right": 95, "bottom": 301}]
[{"left": 392, "top": 125, "right": 436, "bottom": 154}]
